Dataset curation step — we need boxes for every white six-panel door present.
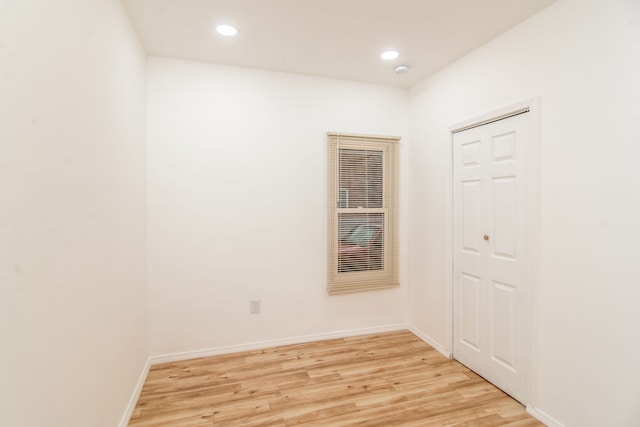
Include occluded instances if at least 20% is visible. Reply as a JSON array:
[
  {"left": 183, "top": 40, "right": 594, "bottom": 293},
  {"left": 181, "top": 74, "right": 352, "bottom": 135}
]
[{"left": 453, "top": 111, "right": 531, "bottom": 403}]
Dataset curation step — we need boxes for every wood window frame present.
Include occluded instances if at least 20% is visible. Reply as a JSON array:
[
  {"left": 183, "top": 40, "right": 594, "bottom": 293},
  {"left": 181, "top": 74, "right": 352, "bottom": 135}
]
[{"left": 327, "top": 132, "right": 400, "bottom": 294}]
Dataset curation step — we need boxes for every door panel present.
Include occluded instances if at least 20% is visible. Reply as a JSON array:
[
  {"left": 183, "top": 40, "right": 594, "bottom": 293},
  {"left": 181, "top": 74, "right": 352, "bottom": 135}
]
[
  {"left": 491, "top": 131, "right": 516, "bottom": 162},
  {"left": 462, "top": 180, "right": 482, "bottom": 254},
  {"left": 453, "top": 112, "right": 531, "bottom": 403},
  {"left": 491, "top": 280, "right": 516, "bottom": 370},
  {"left": 492, "top": 176, "right": 517, "bottom": 259},
  {"left": 462, "top": 139, "right": 482, "bottom": 166},
  {"left": 461, "top": 273, "right": 481, "bottom": 351}
]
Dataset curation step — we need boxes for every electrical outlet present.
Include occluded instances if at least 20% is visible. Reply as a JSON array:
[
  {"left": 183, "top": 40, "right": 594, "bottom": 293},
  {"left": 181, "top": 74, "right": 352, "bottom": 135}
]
[{"left": 250, "top": 299, "right": 260, "bottom": 314}]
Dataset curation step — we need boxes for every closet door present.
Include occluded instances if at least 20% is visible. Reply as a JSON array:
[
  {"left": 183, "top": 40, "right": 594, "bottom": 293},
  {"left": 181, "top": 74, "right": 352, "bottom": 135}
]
[{"left": 453, "top": 111, "right": 531, "bottom": 403}]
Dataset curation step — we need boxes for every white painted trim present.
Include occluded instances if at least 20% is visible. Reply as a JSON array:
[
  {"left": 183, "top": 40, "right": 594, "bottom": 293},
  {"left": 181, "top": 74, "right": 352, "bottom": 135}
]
[
  {"left": 149, "top": 324, "right": 408, "bottom": 365},
  {"left": 525, "top": 97, "right": 542, "bottom": 409},
  {"left": 526, "top": 405, "right": 566, "bottom": 427},
  {"left": 444, "top": 119, "right": 454, "bottom": 355},
  {"left": 121, "top": 324, "right": 556, "bottom": 427},
  {"left": 446, "top": 97, "right": 541, "bottom": 406},
  {"left": 118, "top": 359, "right": 151, "bottom": 427},
  {"left": 406, "top": 324, "right": 451, "bottom": 358}
]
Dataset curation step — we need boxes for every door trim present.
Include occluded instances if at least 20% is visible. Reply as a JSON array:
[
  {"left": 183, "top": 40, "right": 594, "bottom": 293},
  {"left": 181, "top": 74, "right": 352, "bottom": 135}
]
[
  {"left": 452, "top": 107, "right": 530, "bottom": 134},
  {"left": 445, "top": 98, "right": 541, "bottom": 405}
]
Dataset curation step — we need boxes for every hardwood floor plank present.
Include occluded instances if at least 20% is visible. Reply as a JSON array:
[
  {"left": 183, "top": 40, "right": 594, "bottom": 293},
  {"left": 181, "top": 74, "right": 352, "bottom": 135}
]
[{"left": 129, "top": 330, "right": 543, "bottom": 426}]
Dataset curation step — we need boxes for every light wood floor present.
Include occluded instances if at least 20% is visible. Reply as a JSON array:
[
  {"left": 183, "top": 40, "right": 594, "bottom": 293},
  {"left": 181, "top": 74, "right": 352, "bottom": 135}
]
[{"left": 129, "top": 330, "right": 543, "bottom": 426}]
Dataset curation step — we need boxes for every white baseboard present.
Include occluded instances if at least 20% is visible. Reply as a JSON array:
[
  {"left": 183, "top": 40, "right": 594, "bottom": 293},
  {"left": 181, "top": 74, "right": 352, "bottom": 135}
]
[
  {"left": 149, "top": 323, "right": 408, "bottom": 365},
  {"left": 526, "top": 405, "right": 565, "bottom": 427},
  {"left": 406, "top": 325, "right": 451, "bottom": 358},
  {"left": 118, "top": 358, "right": 151, "bottom": 427},
  {"left": 123, "top": 325, "right": 563, "bottom": 427}
]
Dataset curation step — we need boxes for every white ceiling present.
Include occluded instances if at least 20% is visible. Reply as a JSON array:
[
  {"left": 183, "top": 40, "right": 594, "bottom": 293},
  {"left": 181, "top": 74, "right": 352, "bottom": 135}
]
[{"left": 122, "top": 0, "right": 555, "bottom": 89}]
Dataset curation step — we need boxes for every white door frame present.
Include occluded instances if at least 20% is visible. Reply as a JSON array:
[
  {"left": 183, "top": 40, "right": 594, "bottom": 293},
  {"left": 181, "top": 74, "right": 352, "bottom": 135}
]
[{"left": 445, "top": 97, "right": 541, "bottom": 405}]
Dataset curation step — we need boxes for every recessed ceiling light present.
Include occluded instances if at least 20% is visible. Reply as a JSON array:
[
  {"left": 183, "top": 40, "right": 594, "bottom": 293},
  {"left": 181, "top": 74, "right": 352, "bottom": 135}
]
[
  {"left": 394, "top": 65, "right": 410, "bottom": 74},
  {"left": 380, "top": 50, "right": 399, "bottom": 60},
  {"left": 216, "top": 24, "right": 238, "bottom": 37}
]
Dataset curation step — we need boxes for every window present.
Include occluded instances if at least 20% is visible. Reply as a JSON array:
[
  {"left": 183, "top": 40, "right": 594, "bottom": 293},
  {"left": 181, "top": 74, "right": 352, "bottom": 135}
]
[{"left": 327, "top": 133, "right": 399, "bottom": 294}]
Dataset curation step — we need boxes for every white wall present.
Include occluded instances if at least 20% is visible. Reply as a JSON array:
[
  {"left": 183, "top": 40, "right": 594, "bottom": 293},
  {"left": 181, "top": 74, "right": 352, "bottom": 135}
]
[
  {"left": 0, "top": 1, "right": 147, "bottom": 426},
  {"left": 147, "top": 57, "right": 410, "bottom": 357},
  {"left": 408, "top": 0, "right": 640, "bottom": 426},
  {"left": 4, "top": 1, "right": 638, "bottom": 425}
]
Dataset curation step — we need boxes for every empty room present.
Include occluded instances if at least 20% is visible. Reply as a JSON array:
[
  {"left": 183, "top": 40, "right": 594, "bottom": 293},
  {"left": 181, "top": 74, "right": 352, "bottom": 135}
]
[{"left": 1, "top": 0, "right": 639, "bottom": 426}]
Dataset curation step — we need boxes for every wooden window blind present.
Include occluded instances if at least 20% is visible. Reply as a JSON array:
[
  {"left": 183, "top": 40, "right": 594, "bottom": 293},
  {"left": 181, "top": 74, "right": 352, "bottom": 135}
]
[{"left": 327, "top": 132, "right": 400, "bottom": 294}]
